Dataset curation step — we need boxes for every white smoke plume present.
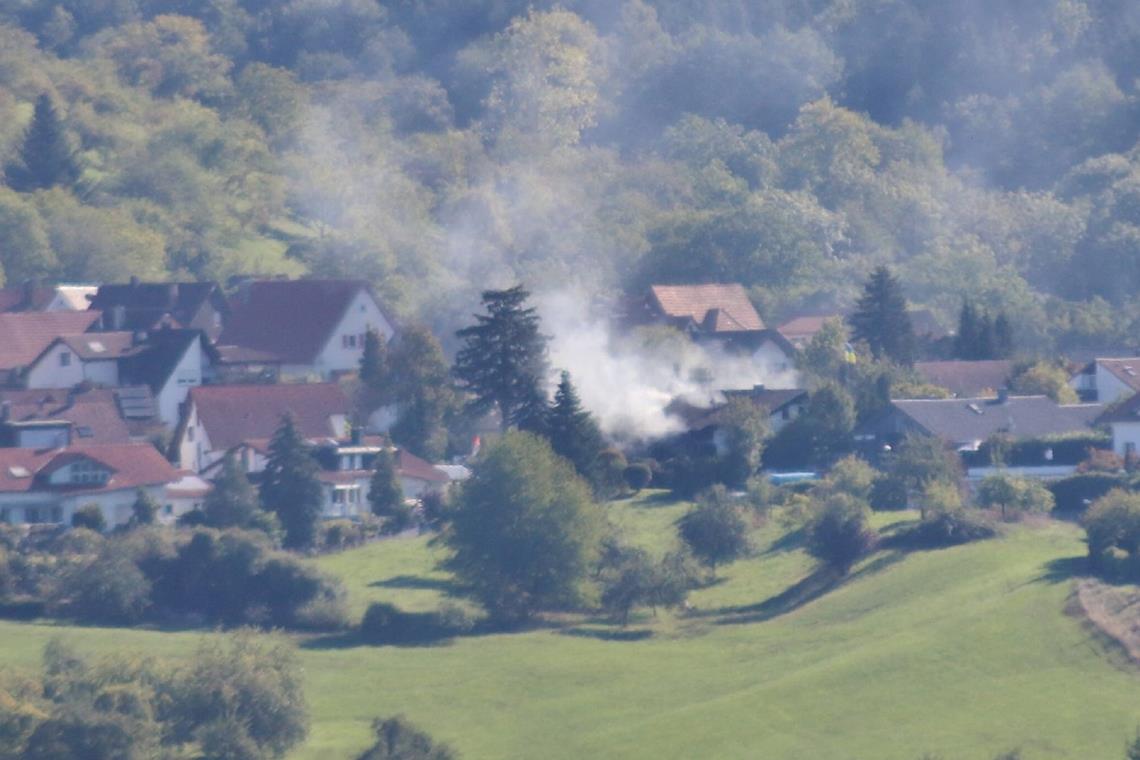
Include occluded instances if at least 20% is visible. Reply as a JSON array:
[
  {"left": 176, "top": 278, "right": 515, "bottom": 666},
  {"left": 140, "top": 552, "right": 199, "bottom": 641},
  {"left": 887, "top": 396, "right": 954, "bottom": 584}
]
[{"left": 537, "top": 290, "right": 799, "bottom": 443}]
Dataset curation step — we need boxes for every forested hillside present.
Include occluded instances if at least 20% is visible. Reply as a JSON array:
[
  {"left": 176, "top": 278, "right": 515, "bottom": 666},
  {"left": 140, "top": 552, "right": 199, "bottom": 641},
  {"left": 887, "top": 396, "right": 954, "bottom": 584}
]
[{"left": 1, "top": 1, "right": 1139, "bottom": 350}]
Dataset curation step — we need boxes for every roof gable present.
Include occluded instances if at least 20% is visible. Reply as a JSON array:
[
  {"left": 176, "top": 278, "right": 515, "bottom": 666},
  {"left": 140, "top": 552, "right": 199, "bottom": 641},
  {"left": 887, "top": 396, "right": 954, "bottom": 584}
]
[
  {"left": 0, "top": 443, "right": 178, "bottom": 493},
  {"left": 187, "top": 383, "right": 351, "bottom": 452},
  {"left": 649, "top": 284, "right": 764, "bottom": 333},
  {"left": 220, "top": 279, "right": 384, "bottom": 364},
  {"left": 0, "top": 312, "right": 103, "bottom": 370},
  {"left": 88, "top": 281, "right": 223, "bottom": 331}
]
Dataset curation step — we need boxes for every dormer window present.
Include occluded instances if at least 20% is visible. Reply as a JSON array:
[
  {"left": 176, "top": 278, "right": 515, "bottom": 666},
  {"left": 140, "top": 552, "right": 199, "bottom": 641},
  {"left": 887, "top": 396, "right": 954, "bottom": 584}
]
[{"left": 70, "top": 460, "right": 108, "bottom": 485}]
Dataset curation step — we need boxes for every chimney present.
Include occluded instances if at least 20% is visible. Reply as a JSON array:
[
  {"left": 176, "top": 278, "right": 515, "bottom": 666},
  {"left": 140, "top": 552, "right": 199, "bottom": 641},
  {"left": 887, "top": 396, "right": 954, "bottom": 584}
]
[
  {"left": 167, "top": 282, "right": 179, "bottom": 307},
  {"left": 351, "top": 426, "right": 363, "bottom": 445},
  {"left": 21, "top": 279, "right": 37, "bottom": 310}
]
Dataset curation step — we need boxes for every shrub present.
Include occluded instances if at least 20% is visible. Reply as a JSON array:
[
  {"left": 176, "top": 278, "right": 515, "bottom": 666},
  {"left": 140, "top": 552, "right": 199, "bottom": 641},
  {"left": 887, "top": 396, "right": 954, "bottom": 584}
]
[
  {"left": 890, "top": 509, "right": 997, "bottom": 549},
  {"left": 293, "top": 593, "right": 351, "bottom": 631},
  {"left": 360, "top": 602, "right": 427, "bottom": 645},
  {"left": 677, "top": 486, "right": 751, "bottom": 572},
  {"left": 623, "top": 463, "right": 652, "bottom": 493},
  {"left": 596, "top": 447, "right": 629, "bottom": 499},
  {"left": 48, "top": 549, "right": 151, "bottom": 624},
  {"left": 436, "top": 601, "right": 476, "bottom": 635},
  {"left": 70, "top": 505, "right": 106, "bottom": 533},
  {"left": 869, "top": 476, "right": 908, "bottom": 510},
  {"left": 1083, "top": 489, "right": 1140, "bottom": 579},
  {"left": 356, "top": 715, "right": 457, "bottom": 760},
  {"left": 321, "top": 519, "right": 364, "bottom": 551},
  {"left": 1049, "top": 473, "right": 1125, "bottom": 513},
  {"left": 805, "top": 493, "right": 878, "bottom": 574},
  {"left": 976, "top": 474, "right": 1054, "bottom": 521},
  {"left": 821, "top": 455, "right": 876, "bottom": 502}
]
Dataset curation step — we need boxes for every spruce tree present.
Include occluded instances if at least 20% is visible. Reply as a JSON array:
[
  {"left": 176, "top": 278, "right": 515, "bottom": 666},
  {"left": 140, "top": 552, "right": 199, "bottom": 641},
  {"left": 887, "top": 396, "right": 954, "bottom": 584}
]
[
  {"left": 849, "top": 266, "right": 914, "bottom": 365},
  {"left": 368, "top": 449, "right": 404, "bottom": 518},
  {"left": 547, "top": 371, "right": 604, "bottom": 486},
  {"left": 976, "top": 313, "right": 995, "bottom": 360},
  {"left": 260, "top": 414, "right": 323, "bottom": 549},
  {"left": 511, "top": 378, "right": 550, "bottom": 437},
  {"left": 954, "top": 300, "right": 978, "bottom": 359},
  {"left": 204, "top": 451, "right": 259, "bottom": 528},
  {"left": 359, "top": 328, "right": 389, "bottom": 392},
  {"left": 6, "top": 93, "right": 79, "bottom": 192},
  {"left": 454, "top": 285, "right": 548, "bottom": 430},
  {"left": 993, "top": 312, "right": 1014, "bottom": 358}
]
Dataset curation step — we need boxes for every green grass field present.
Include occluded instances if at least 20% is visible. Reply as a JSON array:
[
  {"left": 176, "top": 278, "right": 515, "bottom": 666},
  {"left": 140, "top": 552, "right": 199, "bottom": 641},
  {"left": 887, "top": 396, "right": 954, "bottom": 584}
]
[{"left": 2, "top": 493, "right": 1139, "bottom": 759}]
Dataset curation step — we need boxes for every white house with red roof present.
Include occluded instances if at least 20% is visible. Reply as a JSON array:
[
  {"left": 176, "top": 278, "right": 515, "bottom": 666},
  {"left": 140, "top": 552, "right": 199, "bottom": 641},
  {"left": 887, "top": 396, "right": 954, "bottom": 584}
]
[
  {"left": 0, "top": 311, "right": 103, "bottom": 386},
  {"left": 220, "top": 279, "right": 395, "bottom": 381},
  {"left": 174, "top": 383, "right": 352, "bottom": 473},
  {"left": 0, "top": 443, "right": 181, "bottom": 528}
]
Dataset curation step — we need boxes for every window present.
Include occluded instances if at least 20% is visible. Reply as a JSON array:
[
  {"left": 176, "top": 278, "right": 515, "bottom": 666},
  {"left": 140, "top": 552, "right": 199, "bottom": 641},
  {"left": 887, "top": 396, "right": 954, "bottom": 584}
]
[
  {"left": 164, "top": 504, "right": 174, "bottom": 515},
  {"left": 342, "top": 334, "right": 357, "bottom": 349},
  {"left": 49, "top": 507, "right": 62, "bottom": 523},
  {"left": 1127, "top": 442, "right": 1137, "bottom": 457},
  {"left": 70, "top": 460, "right": 107, "bottom": 485},
  {"left": 24, "top": 507, "right": 39, "bottom": 524},
  {"left": 0, "top": 508, "right": 9, "bottom": 524},
  {"left": 187, "top": 425, "right": 195, "bottom": 442},
  {"left": 59, "top": 351, "right": 71, "bottom": 367}
]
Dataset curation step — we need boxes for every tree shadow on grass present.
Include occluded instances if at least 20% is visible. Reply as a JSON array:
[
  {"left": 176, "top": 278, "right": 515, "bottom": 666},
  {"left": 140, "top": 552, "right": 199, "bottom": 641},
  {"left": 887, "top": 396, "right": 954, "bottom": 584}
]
[
  {"left": 368, "top": 575, "right": 460, "bottom": 593},
  {"left": 761, "top": 527, "right": 805, "bottom": 556},
  {"left": 712, "top": 550, "right": 908, "bottom": 626},
  {"left": 558, "top": 627, "right": 654, "bottom": 642},
  {"left": 1031, "top": 556, "right": 1088, "bottom": 585},
  {"left": 633, "top": 491, "right": 688, "bottom": 508}
]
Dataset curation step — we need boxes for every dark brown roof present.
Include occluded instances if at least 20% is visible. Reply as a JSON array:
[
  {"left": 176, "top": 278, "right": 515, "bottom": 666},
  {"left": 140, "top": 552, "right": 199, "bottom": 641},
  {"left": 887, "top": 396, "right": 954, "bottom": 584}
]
[
  {"left": 220, "top": 279, "right": 381, "bottom": 364},
  {"left": 0, "top": 312, "right": 103, "bottom": 370},
  {"left": 395, "top": 448, "right": 450, "bottom": 483},
  {"left": 0, "top": 286, "right": 56, "bottom": 313},
  {"left": 648, "top": 284, "right": 764, "bottom": 332},
  {"left": 1097, "top": 392, "right": 1140, "bottom": 424},
  {"left": 188, "top": 383, "right": 351, "bottom": 452},
  {"left": 120, "top": 330, "right": 205, "bottom": 393},
  {"left": 0, "top": 388, "right": 133, "bottom": 445},
  {"left": 0, "top": 443, "right": 178, "bottom": 494},
  {"left": 913, "top": 360, "right": 1013, "bottom": 398},
  {"left": 667, "top": 387, "right": 807, "bottom": 430},
  {"left": 87, "top": 281, "right": 224, "bottom": 332}
]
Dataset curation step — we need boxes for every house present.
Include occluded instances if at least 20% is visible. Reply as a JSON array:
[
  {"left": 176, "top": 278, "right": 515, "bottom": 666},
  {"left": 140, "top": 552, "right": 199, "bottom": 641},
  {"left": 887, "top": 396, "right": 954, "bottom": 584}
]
[
  {"left": 162, "top": 471, "right": 213, "bottom": 524},
  {"left": 174, "top": 383, "right": 352, "bottom": 473},
  {"left": 219, "top": 279, "right": 395, "bottom": 380},
  {"left": 23, "top": 328, "right": 212, "bottom": 430},
  {"left": 777, "top": 313, "right": 845, "bottom": 348},
  {"left": 913, "top": 360, "right": 1013, "bottom": 398},
  {"left": 633, "top": 284, "right": 798, "bottom": 386},
  {"left": 119, "top": 330, "right": 212, "bottom": 429},
  {"left": 87, "top": 279, "right": 229, "bottom": 341},
  {"left": 0, "top": 387, "right": 147, "bottom": 448},
  {"left": 310, "top": 437, "right": 450, "bottom": 518},
  {"left": 0, "top": 443, "right": 181, "bottom": 529},
  {"left": 0, "top": 283, "right": 97, "bottom": 313},
  {"left": 1070, "top": 358, "right": 1140, "bottom": 404},
  {"left": 855, "top": 393, "right": 1104, "bottom": 478},
  {"left": 666, "top": 386, "right": 808, "bottom": 437},
  {"left": 0, "top": 311, "right": 103, "bottom": 385},
  {"left": 1096, "top": 392, "right": 1140, "bottom": 459}
]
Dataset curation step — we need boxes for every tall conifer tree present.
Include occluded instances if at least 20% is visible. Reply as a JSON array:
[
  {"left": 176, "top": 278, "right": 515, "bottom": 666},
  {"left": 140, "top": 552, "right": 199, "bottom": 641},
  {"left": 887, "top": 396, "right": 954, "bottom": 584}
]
[
  {"left": 260, "top": 414, "right": 323, "bottom": 549},
  {"left": 849, "top": 266, "right": 914, "bottom": 365},
  {"left": 454, "top": 285, "right": 548, "bottom": 430},
  {"left": 6, "top": 93, "right": 79, "bottom": 191},
  {"left": 547, "top": 371, "right": 604, "bottom": 485}
]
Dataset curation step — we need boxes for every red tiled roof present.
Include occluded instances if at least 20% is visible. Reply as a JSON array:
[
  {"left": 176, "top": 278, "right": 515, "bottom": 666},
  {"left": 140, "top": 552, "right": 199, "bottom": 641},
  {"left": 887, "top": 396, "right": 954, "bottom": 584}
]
[
  {"left": 220, "top": 279, "right": 381, "bottom": 364},
  {"left": 0, "top": 443, "right": 178, "bottom": 494},
  {"left": 188, "top": 383, "right": 351, "bottom": 452},
  {"left": 648, "top": 284, "right": 764, "bottom": 332},
  {"left": 0, "top": 312, "right": 102, "bottom": 370},
  {"left": 0, "top": 286, "right": 56, "bottom": 313},
  {"left": 777, "top": 314, "right": 845, "bottom": 342},
  {"left": 0, "top": 388, "right": 133, "bottom": 445},
  {"left": 913, "top": 360, "right": 1013, "bottom": 399},
  {"left": 57, "top": 332, "right": 138, "bottom": 361}
]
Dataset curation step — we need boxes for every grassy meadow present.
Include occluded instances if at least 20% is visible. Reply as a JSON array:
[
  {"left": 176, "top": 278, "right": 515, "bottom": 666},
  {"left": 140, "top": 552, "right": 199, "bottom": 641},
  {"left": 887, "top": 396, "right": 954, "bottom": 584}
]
[{"left": 2, "top": 492, "right": 1139, "bottom": 759}]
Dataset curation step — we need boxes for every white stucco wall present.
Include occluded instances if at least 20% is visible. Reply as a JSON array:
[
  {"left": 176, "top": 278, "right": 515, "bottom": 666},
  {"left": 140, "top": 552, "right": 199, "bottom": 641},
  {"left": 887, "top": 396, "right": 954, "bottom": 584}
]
[
  {"left": 155, "top": 339, "right": 204, "bottom": 429},
  {"left": 176, "top": 402, "right": 216, "bottom": 473},
  {"left": 1096, "top": 364, "right": 1136, "bottom": 406},
  {"left": 311, "top": 290, "right": 395, "bottom": 378},
  {"left": 25, "top": 343, "right": 87, "bottom": 388},
  {"left": 1111, "top": 421, "right": 1140, "bottom": 457},
  {"left": 0, "top": 484, "right": 166, "bottom": 529}
]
